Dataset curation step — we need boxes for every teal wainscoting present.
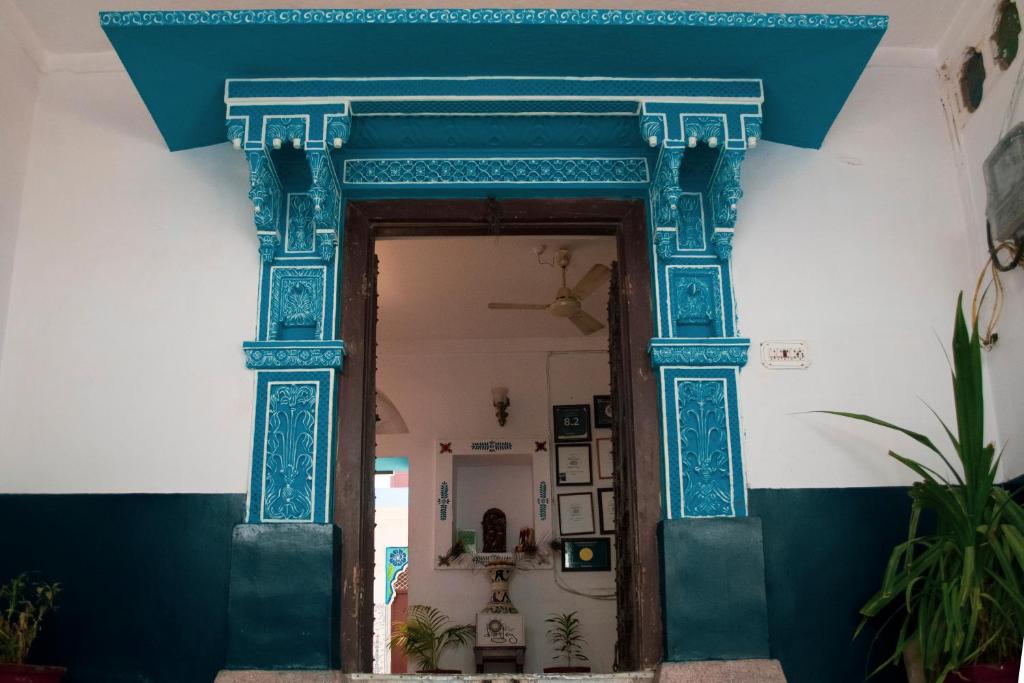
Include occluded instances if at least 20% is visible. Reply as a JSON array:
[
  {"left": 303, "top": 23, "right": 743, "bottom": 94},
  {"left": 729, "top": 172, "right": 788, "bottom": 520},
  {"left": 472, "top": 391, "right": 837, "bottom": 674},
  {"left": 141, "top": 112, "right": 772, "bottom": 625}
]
[
  {"left": 750, "top": 487, "right": 915, "bottom": 683},
  {"left": 0, "top": 493, "right": 244, "bottom": 683}
]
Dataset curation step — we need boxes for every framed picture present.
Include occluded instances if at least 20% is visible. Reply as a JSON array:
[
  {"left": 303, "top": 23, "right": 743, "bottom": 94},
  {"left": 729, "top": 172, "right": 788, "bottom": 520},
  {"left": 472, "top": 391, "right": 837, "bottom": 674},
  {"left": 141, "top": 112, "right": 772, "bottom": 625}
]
[
  {"left": 562, "top": 537, "right": 612, "bottom": 571},
  {"left": 593, "top": 395, "right": 612, "bottom": 429},
  {"left": 598, "top": 488, "right": 615, "bottom": 534},
  {"left": 557, "top": 492, "right": 595, "bottom": 536},
  {"left": 553, "top": 404, "right": 591, "bottom": 443},
  {"left": 596, "top": 438, "right": 613, "bottom": 480},
  {"left": 556, "top": 444, "right": 592, "bottom": 486}
]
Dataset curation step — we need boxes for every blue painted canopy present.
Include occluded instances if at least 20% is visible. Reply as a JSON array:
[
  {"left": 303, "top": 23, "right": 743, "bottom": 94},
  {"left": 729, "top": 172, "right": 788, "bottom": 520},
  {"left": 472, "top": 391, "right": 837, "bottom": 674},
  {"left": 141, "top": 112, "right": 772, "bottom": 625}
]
[{"left": 100, "top": 9, "right": 885, "bottom": 151}]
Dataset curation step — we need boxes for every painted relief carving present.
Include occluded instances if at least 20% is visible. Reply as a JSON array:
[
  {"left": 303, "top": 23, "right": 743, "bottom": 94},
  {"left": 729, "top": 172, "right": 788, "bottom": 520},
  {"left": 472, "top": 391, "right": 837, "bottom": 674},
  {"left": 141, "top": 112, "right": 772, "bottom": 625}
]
[
  {"left": 683, "top": 115, "right": 725, "bottom": 146},
  {"left": 651, "top": 146, "right": 684, "bottom": 228},
  {"left": 674, "top": 275, "right": 721, "bottom": 336},
  {"left": 316, "top": 231, "right": 338, "bottom": 263},
  {"left": 710, "top": 149, "right": 745, "bottom": 228},
  {"left": 269, "top": 268, "right": 325, "bottom": 340},
  {"left": 325, "top": 114, "right": 352, "bottom": 149},
  {"left": 244, "top": 346, "right": 343, "bottom": 369},
  {"left": 712, "top": 230, "right": 734, "bottom": 261},
  {"left": 343, "top": 158, "right": 648, "bottom": 185},
  {"left": 305, "top": 151, "right": 340, "bottom": 229},
  {"left": 265, "top": 117, "right": 306, "bottom": 148},
  {"left": 263, "top": 383, "right": 317, "bottom": 520},
  {"left": 246, "top": 150, "right": 282, "bottom": 233},
  {"left": 678, "top": 194, "right": 704, "bottom": 249},
  {"left": 287, "top": 195, "right": 315, "bottom": 252},
  {"left": 640, "top": 113, "right": 665, "bottom": 147},
  {"left": 678, "top": 381, "right": 731, "bottom": 517},
  {"left": 258, "top": 233, "right": 280, "bottom": 263},
  {"left": 656, "top": 230, "right": 674, "bottom": 259},
  {"left": 649, "top": 342, "right": 748, "bottom": 367}
]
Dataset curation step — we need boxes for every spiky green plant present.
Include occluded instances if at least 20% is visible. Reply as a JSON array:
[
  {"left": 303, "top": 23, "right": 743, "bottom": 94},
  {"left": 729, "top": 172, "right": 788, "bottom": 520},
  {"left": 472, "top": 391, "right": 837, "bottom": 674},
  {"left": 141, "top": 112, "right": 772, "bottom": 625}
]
[
  {"left": 387, "top": 604, "right": 474, "bottom": 672},
  {"left": 821, "top": 294, "right": 1024, "bottom": 681},
  {"left": 0, "top": 574, "right": 60, "bottom": 664},
  {"left": 546, "top": 611, "right": 588, "bottom": 668}
]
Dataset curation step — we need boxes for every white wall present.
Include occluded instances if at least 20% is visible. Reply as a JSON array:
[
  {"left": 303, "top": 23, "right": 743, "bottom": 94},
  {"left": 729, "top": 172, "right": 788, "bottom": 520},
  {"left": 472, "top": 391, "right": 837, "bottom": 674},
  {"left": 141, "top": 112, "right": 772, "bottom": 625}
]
[
  {"left": 0, "top": 14, "right": 39, "bottom": 368},
  {"left": 935, "top": 0, "right": 1024, "bottom": 480},
  {"left": 735, "top": 63, "right": 977, "bottom": 489},
  {"left": 0, "top": 69, "right": 257, "bottom": 493},
  {"left": 376, "top": 342, "right": 616, "bottom": 673},
  {"left": 0, "top": 51, "right": 1014, "bottom": 494}
]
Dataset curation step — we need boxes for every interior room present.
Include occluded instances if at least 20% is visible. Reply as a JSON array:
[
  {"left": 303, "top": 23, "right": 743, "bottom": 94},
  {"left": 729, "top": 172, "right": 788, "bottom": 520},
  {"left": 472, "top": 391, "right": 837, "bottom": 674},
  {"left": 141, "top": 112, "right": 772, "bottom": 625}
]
[{"left": 373, "top": 236, "right": 619, "bottom": 674}]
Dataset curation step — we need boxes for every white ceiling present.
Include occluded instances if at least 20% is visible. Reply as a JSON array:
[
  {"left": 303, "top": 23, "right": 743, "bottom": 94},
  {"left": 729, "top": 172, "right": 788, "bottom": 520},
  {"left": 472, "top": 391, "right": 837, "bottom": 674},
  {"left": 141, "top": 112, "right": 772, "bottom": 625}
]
[
  {"left": 8, "top": 0, "right": 967, "bottom": 61},
  {"left": 376, "top": 236, "right": 616, "bottom": 341}
]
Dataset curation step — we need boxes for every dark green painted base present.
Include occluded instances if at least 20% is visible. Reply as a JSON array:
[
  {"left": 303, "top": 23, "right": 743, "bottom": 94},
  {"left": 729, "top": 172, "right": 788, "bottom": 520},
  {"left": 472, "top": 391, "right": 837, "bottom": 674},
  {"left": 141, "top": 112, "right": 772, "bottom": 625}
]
[
  {"left": 751, "top": 487, "right": 914, "bottom": 683},
  {"left": 225, "top": 523, "right": 341, "bottom": 670},
  {"left": 659, "top": 517, "right": 770, "bottom": 662},
  {"left": 0, "top": 493, "right": 244, "bottom": 683}
]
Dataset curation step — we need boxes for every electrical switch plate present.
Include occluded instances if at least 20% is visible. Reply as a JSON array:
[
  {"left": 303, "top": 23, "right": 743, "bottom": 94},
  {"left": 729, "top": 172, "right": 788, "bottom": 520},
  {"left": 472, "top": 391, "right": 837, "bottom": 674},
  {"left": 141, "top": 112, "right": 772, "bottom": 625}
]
[{"left": 760, "top": 341, "right": 810, "bottom": 369}]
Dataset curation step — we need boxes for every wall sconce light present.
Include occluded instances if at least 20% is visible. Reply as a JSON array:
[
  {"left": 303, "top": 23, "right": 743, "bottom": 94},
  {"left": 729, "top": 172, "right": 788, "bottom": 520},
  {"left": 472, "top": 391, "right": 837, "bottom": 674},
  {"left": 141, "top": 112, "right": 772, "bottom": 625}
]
[{"left": 492, "top": 387, "right": 510, "bottom": 427}]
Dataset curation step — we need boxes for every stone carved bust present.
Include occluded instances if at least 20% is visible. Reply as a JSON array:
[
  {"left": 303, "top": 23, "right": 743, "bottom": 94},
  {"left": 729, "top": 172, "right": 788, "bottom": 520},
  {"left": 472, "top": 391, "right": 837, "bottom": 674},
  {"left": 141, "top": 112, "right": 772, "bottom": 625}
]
[{"left": 482, "top": 507, "right": 507, "bottom": 553}]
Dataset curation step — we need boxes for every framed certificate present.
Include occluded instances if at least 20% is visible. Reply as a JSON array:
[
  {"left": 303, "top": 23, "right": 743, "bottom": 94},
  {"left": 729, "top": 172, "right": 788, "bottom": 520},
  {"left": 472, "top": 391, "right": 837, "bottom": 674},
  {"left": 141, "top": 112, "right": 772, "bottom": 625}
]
[
  {"left": 557, "top": 492, "right": 595, "bottom": 536},
  {"left": 598, "top": 488, "right": 615, "bottom": 534},
  {"left": 596, "top": 438, "right": 613, "bottom": 480},
  {"left": 553, "top": 404, "right": 591, "bottom": 443},
  {"left": 562, "top": 537, "right": 611, "bottom": 571},
  {"left": 593, "top": 395, "right": 613, "bottom": 429},
  {"left": 556, "top": 444, "right": 592, "bottom": 486}
]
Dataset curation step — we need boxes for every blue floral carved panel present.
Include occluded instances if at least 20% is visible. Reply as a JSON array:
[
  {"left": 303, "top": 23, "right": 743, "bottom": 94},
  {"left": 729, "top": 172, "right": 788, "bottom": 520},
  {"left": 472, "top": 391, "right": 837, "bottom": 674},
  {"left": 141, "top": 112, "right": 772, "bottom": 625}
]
[
  {"left": 285, "top": 194, "right": 316, "bottom": 253},
  {"left": 263, "top": 383, "right": 317, "bottom": 520},
  {"left": 267, "top": 266, "right": 326, "bottom": 341},
  {"left": 248, "top": 370, "right": 335, "bottom": 523},
  {"left": 659, "top": 368, "right": 745, "bottom": 519},
  {"left": 343, "top": 157, "right": 649, "bottom": 185}
]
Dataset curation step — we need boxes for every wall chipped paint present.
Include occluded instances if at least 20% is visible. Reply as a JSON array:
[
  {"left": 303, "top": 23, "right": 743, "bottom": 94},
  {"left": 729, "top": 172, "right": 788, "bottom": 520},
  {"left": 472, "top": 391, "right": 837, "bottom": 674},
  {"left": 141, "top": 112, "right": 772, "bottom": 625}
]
[{"left": 0, "top": 17, "right": 39, "bottom": 369}]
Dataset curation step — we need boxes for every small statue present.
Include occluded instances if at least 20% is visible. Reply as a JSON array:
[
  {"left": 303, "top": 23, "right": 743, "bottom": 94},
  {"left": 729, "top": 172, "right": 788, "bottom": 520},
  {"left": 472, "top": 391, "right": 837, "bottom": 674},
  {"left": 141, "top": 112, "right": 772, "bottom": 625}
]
[{"left": 482, "top": 508, "right": 507, "bottom": 553}]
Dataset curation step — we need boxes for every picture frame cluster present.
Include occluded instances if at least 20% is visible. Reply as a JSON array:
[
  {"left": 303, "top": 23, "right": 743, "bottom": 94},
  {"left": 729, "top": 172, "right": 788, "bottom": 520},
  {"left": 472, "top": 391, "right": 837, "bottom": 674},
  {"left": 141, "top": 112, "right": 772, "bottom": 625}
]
[{"left": 552, "top": 396, "right": 615, "bottom": 571}]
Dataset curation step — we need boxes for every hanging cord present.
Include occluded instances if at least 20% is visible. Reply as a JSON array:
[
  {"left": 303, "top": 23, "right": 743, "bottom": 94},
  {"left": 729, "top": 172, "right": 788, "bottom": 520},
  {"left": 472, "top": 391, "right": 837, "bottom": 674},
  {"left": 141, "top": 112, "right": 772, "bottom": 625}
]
[{"left": 972, "top": 240, "right": 1019, "bottom": 348}]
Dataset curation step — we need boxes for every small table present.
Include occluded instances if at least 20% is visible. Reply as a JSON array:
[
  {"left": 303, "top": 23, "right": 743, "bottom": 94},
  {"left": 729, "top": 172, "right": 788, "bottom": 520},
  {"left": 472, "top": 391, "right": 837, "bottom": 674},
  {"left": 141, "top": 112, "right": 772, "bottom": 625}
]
[{"left": 474, "top": 645, "right": 526, "bottom": 673}]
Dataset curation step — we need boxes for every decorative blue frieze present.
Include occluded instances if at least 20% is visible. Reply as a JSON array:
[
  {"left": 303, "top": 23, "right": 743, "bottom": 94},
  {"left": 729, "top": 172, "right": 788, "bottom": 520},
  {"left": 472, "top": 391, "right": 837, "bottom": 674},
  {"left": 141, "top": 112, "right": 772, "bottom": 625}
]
[
  {"left": 648, "top": 338, "right": 750, "bottom": 367},
  {"left": 265, "top": 116, "right": 307, "bottom": 150},
  {"left": 227, "top": 107, "right": 351, "bottom": 152},
  {"left": 243, "top": 341, "right": 345, "bottom": 370},
  {"left": 102, "top": 9, "right": 888, "bottom": 31},
  {"left": 659, "top": 368, "right": 746, "bottom": 519},
  {"left": 683, "top": 115, "right": 726, "bottom": 148},
  {"left": 342, "top": 157, "right": 650, "bottom": 185},
  {"left": 247, "top": 370, "right": 335, "bottom": 523}
]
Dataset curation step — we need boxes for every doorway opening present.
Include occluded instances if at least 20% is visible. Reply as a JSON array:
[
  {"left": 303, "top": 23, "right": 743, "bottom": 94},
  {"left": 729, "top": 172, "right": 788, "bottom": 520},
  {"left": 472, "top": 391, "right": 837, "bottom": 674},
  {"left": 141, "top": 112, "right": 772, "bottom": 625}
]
[{"left": 338, "top": 199, "right": 663, "bottom": 674}]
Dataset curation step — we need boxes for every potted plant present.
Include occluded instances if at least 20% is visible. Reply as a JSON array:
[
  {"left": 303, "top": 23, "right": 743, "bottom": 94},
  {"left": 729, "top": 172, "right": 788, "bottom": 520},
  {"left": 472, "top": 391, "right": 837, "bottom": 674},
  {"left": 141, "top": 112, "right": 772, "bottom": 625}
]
[
  {"left": 822, "top": 295, "right": 1023, "bottom": 683},
  {"left": 0, "top": 574, "right": 63, "bottom": 683},
  {"left": 387, "top": 604, "right": 474, "bottom": 673},
  {"left": 543, "top": 610, "right": 590, "bottom": 673}
]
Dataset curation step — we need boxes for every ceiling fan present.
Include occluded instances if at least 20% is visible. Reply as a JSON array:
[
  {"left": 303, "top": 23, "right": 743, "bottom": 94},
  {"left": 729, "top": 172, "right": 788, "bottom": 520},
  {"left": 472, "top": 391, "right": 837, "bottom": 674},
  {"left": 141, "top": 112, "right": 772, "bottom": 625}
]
[{"left": 488, "top": 248, "right": 611, "bottom": 336}]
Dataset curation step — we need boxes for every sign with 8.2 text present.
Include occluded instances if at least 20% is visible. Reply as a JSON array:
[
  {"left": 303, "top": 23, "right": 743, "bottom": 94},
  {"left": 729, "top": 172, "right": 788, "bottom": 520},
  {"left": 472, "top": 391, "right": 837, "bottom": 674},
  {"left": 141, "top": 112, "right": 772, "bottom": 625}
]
[{"left": 553, "top": 404, "right": 591, "bottom": 443}]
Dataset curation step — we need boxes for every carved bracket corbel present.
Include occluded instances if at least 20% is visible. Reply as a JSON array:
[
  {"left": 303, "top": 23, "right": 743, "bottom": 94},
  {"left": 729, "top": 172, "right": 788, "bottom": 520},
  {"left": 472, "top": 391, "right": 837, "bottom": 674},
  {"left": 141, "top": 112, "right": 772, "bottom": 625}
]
[{"left": 709, "top": 149, "right": 745, "bottom": 233}]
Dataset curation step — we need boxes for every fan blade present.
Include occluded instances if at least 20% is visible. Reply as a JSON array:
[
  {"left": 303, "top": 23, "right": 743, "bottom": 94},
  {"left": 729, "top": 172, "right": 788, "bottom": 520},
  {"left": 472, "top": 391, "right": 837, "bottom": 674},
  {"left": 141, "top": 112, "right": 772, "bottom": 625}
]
[
  {"left": 488, "top": 303, "right": 549, "bottom": 310},
  {"left": 571, "top": 264, "right": 611, "bottom": 300},
  {"left": 569, "top": 310, "right": 605, "bottom": 336}
]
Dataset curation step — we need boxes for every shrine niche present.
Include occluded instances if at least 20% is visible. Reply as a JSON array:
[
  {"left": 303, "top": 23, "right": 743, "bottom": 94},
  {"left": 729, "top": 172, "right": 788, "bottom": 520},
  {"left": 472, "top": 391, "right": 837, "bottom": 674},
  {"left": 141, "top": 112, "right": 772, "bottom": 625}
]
[
  {"left": 433, "top": 438, "right": 553, "bottom": 569},
  {"left": 482, "top": 508, "right": 507, "bottom": 553}
]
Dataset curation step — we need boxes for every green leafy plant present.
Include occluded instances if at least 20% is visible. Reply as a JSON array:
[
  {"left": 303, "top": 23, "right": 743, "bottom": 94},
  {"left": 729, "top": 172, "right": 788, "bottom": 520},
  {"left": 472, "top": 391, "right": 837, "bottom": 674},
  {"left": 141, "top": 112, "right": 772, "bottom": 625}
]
[
  {"left": 545, "top": 611, "right": 588, "bottom": 668},
  {"left": 0, "top": 574, "right": 60, "bottom": 665},
  {"left": 387, "top": 604, "right": 474, "bottom": 672},
  {"left": 822, "top": 294, "right": 1024, "bottom": 681}
]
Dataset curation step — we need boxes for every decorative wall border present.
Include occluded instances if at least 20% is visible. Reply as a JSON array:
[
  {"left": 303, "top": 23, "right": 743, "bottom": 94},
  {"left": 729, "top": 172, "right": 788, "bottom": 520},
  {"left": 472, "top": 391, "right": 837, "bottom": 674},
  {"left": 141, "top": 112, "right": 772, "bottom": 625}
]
[
  {"left": 243, "top": 341, "right": 345, "bottom": 369},
  {"left": 343, "top": 157, "right": 650, "bottom": 186},
  {"left": 102, "top": 9, "right": 887, "bottom": 30},
  {"left": 649, "top": 339, "right": 750, "bottom": 367}
]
